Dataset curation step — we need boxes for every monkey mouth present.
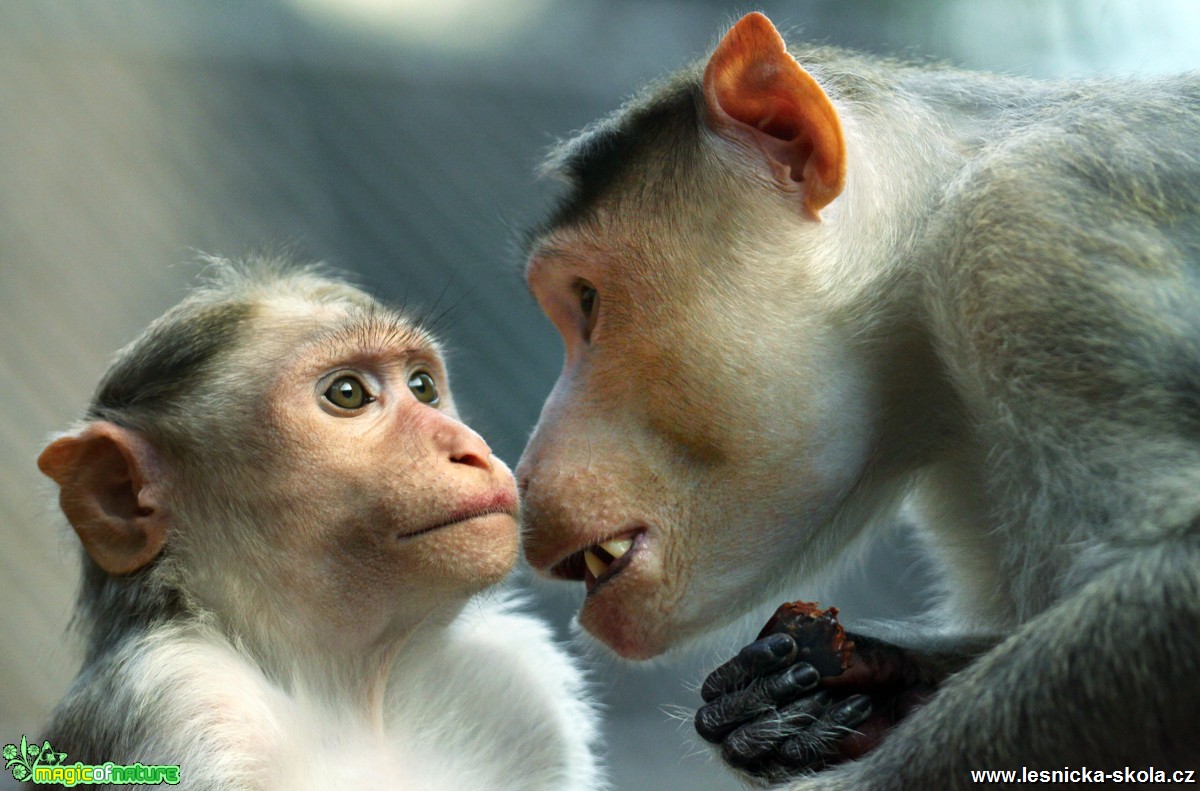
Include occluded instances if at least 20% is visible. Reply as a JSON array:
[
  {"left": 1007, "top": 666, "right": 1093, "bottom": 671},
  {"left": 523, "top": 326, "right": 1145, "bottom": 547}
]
[
  {"left": 403, "top": 508, "right": 514, "bottom": 540},
  {"left": 401, "top": 489, "right": 519, "bottom": 540},
  {"left": 550, "top": 530, "right": 644, "bottom": 595}
]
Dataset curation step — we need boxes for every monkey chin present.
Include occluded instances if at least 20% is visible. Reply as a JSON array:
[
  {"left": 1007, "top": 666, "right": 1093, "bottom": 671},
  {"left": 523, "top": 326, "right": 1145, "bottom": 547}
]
[
  {"left": 575, "top": 548, "right": 680, "bottom": 660},
  {"left": 580, "top": 612, "right": 669, "bottom": 661},
  {"left": 537, "top": 529, "right": 707, "bottom": 660},
  {"left": 411, "top": 512, "right": 521, "bottom": 594},
  {"left": 580, "top": 603, "right": 714, "bottom": 661}
]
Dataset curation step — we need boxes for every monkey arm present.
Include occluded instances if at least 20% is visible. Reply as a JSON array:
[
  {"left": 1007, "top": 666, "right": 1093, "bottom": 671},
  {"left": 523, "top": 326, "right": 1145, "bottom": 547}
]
[{"left": 707, "top": 542, "right": 1200, "bottom": 790}]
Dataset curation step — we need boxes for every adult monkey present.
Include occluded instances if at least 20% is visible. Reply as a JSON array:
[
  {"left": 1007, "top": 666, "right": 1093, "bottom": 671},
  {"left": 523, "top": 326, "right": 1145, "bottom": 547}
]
[{"left": 517, "top": 10, "right": 1200, "bottom": 789}]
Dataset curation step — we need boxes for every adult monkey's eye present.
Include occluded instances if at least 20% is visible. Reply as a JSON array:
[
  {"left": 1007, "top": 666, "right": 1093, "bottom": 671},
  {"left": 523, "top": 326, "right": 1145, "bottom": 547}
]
[
  {"left": 325, "top": 375, "right": 375, "bottom": 411},
  {"left": 408, "top": 371, "right": 439, "bottom": 405},
  {"left": 579, "top": 283, "right": 597, "bottom": 319},
  {"left": 579, "top": 282, "right": 598, "bottom": 341}
]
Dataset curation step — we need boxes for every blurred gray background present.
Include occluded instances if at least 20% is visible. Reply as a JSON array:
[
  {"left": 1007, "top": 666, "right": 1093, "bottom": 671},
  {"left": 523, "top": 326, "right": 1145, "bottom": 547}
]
[{"left": 2, "top": 1, "right": 1197, "bottom": 788}]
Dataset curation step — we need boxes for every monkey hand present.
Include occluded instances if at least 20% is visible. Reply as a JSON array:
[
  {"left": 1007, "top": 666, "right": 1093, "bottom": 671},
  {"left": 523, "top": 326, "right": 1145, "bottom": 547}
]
[{"left": 695, "top": 627, "right": 940, "bottom": 784}]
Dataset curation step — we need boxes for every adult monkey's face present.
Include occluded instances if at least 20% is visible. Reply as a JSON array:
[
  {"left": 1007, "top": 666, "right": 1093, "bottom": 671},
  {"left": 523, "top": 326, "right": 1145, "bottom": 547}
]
[{"left": 516, "top": 15, "right": 879, "bottom": 660}]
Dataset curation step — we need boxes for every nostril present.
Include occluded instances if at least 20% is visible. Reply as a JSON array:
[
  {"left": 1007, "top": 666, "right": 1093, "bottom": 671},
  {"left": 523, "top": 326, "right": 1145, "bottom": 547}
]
[{"left": 451, "top": 451, "right": 491, "bottom": 471}]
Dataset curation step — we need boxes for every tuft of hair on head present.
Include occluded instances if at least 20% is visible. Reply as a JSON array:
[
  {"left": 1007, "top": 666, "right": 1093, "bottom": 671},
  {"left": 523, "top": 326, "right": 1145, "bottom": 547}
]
[
  {"left": 88, "top": 255, "right": 373, "bottom": 431},
  {"left": 532, "top": 67, "right": 706, "bottom": 240},
  {"left": 190, "top": 253, "right": 374, "bottom": 310}
]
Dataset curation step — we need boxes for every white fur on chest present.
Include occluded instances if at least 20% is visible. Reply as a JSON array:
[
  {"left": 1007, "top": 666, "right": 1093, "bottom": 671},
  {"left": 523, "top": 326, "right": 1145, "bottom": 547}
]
[{"left": 116, "top": 594, "right": 600, "bottom": 791}]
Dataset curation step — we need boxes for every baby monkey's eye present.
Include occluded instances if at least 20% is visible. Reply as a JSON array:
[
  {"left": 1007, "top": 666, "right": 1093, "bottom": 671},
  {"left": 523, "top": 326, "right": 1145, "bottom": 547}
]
[
  {"left": 325, "top": 375, "right": 376, "bottom": 411},
  {"left": 408, "top": 371, "right": 439, "bottom": 405}
]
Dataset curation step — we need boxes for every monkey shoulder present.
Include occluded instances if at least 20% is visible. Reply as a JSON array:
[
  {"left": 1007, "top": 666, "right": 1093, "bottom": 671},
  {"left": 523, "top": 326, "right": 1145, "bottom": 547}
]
[
  {"left": 42, "top": 622, "right": 304, "bottom": 788},
  {"left": 940, "top": 78, "right": 1200, "bottom": 238},
  {"left": 384, "top": 590, "right": 603, "bottom": 791},
  {"left": 920, "top": 78, "right": 1200, "bottom": 376}
]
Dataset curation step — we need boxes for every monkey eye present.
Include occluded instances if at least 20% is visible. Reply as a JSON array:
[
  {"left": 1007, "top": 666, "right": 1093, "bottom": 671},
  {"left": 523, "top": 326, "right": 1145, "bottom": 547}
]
[
  {"left": 579, "top": 283, "right": 597, "bottom": 318},
  {"left": 578, "top": 282, "right": 598, "bottom": 341},
  {"left": 407, "top": 371, "right": 439, "bottom": 405},
  {"left": 324, "top": 374, "right": 376, "bottom": 412}
]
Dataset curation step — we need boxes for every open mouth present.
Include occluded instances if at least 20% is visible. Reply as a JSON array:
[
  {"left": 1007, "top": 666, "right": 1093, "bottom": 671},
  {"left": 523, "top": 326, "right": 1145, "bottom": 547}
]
[{"left": 549, "top": 530, "right": 644, "bottom": 594}]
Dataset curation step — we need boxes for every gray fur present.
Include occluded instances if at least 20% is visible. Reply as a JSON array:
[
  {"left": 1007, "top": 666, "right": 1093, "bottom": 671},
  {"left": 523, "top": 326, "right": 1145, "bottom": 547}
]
[{"left": 537, "top": 40, "right": 1200, "bottom": 789}]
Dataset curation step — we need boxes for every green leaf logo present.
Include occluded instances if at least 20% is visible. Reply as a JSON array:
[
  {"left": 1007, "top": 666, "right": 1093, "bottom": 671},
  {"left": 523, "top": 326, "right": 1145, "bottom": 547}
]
[
  {"left": 3, "top": 736, "right": 179, "bottom": 785},
  {"left": 4, "top": 736, "right": 66, "bottom": 783}
]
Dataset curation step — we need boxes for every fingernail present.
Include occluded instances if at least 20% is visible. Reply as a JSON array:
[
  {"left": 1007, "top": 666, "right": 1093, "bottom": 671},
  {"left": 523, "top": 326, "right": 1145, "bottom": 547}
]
[
  {"left": 766, "top": 663, "right": 821, "bottom": 702},
  {"left": 834, "top": 694, "right": 872, "bottom": 724},
  {"left": 694, "top": 707, "right": 724, "bottom": 743},
  {"left": 766, "top": 633, "right": 794, "bottom": 657},
  {"left": 788, "top": 663, "right": 820, "bottom": 688}
]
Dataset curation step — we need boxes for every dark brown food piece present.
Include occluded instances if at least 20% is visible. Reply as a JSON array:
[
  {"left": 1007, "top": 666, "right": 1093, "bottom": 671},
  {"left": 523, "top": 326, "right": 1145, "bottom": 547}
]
[{"left": 756, "top": 600, "right": 854, "bottom": 677}]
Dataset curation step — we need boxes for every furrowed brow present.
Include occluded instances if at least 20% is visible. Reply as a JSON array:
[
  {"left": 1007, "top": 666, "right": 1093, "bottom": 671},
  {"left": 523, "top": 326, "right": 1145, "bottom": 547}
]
[{"left": 307, "top": 312, "right": 438, "bottom": 360}]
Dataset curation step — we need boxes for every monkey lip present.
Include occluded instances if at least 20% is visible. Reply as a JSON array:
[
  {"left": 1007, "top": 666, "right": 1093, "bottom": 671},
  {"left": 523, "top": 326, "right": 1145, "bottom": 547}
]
[
  {"left": 402, "top": 489, "right": 519, "bottom": 540},
  {"left": 549, "top": 529, "right": 645, "bottom": 595}
]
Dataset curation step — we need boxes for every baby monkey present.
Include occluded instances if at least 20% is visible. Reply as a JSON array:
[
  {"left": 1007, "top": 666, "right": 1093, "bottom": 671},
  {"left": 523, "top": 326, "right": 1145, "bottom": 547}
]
[{"left": 35, "top": 259, "right": 601, "bottom": 790}]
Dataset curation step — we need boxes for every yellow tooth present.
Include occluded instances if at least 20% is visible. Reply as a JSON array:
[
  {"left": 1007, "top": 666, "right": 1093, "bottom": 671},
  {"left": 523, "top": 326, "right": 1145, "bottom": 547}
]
[
  {"left": 584, "top": 549, "right": 608, "bottom": 578},
  {"left": 599, "top": 538, "right": 633, "bottom": 559}
]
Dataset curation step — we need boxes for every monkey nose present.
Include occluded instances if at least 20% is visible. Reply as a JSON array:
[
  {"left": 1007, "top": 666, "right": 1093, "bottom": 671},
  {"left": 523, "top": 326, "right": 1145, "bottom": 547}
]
[
  {"left": 446, "top": 428, "right": 493, "bottom": 472},
  {"left": 428, "top": 411, "right": 494, "bottom": 471},
  {"left": 451, "top": 447, "right": 491, "bottom": 471}
]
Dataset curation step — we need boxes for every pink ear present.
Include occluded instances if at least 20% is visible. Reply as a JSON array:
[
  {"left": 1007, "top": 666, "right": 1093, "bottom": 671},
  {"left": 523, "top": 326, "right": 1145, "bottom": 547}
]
[
  {"left": 703, "top": 12, "right": 846, "bottom": 219},
  {"left": 38, "top": 422, "right": 169, "bottom": 575}
]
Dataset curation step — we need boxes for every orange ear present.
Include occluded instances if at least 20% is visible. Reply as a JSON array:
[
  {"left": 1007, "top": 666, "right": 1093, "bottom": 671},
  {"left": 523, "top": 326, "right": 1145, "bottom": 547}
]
[
  {"left": 38, "top": 422, "right": 169, "bottom": 575},
  {"left": 703, "top": 12, "right": 846, "bottom": 218}
]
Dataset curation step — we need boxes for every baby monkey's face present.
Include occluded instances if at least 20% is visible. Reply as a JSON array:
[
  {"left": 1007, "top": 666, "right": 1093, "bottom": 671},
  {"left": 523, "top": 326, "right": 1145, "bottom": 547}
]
[{"left": 241, "top": 299, "right": 520, "bottom": 641}]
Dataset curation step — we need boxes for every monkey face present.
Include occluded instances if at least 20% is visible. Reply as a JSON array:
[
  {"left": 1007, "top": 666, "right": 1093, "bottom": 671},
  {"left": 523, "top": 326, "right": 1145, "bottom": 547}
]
[
  {"left": 197, "top": 302, "right": 521, "bottom": 649},
  {"left": 518, "top": 205, "right": 877, "bottom": 659},
  {"left": 513, "top": 9, "right": 883, "bottom": 660}
]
